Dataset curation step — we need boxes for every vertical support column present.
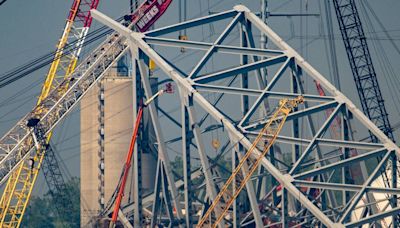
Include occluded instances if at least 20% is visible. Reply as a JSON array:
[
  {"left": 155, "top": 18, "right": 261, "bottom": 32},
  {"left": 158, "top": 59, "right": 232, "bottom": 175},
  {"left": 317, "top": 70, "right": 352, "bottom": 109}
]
[
  {"left": 320, "top": 174, "right": 327, "bottom": 228},
  {"left": 182, "top": 99, "right": 193, "bottom": 227},
  {"left": 260, "top": 0, "right": 268, "bottom": 83},
  {"left": 240, "top": 17, "right": 249, "bottom": 112},
  {"left": 288, "top": 64, "right": 300, "bottom": 214},
  {"left": 236, "top": 143, "right": 264, "bottom": 228},
  {"left": 187, "top": 102, "right": 224, "bottom": 227},
  {"left": 282, "top": 188, "right": 288, "bottom": 227},
  {"left": 243, "top": 14, "right": 270, "bottom": 202},
  {"left": 182, "top": 0, "right": 187, "bottom": 37},
  {"left": 295, "top": 65, "right": 338, "bottom": 210},
  {"left": 290, "top": 65, "right": 300, "bottom": 161},
  {"left": 161, "top": 163, "right": 175, "bottom": 224},
  {"left": 262, "top": 2, "right": 281, "bottom": 208},
  {"left": 321, "top": 187, "right": 327, "bottom": 219},
  {"left": 97, "top": 79, "right": 105, "bottom": 211},
  {"left": 238, "top": 15, "right": 250, "bottom": 213},
  {"left": 150, "top": 160, "right": 162, "bottom": 227},
  {"left": 231, "top": 145, "right": 240, "bottom": 227},
  {"left": 137, "top": 49, "right": 184, "bottom": 224},
  {"left": 391, "top": 152, "right": 398, "bottom": 227},
  {"left": 260, "top": 0, "right": 268, "bottom": 50},
  {"left": 132, "top": 49, "right": 143, "bottom": 227},
  {"left": 229, "top": 129, "right": 264, "bottom": 228},
  {"left": 178, "top": 0, "right": 187, "bottom": 52},
  {"left": 341, "top": 109, "right": 351, "bottom": 206},
  {"left": 269, "top": 146, "right": 278, "bottom": 206}
]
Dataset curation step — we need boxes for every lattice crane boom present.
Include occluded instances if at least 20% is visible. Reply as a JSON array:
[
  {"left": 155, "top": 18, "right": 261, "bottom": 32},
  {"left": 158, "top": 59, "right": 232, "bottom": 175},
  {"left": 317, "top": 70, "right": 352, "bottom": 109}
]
[
  {"left": 0, "top": 1, "right": 174, "bottom": 226},
  {"left": 196, "top": 96, "right": 303, "bottom": 228},
  {"left": 332, "top": 0, "right": 394, "bottom": 143},
  {"left": 0, "top": 0, "right": 174, "bottom": 185},
  {"left": 0, "top": 29, "right": 126, "bottom": 188},
  {"left": 41, "top": 143, "right": 76, "bottom": 224},
  {"left": 38, "top": 0, "right": 97, "bottom": 103},
  {"left": 26, "top": 123, "right": 76, "bottom": 225},
  {"left": 332, "top": 2, "right": 399, "bottom": 225},
  {"left": 0, "top": 32, "right": 126, "bottom": 226},
  {"left": 0, "top": 1, "right": 99, "bottom": 227}
]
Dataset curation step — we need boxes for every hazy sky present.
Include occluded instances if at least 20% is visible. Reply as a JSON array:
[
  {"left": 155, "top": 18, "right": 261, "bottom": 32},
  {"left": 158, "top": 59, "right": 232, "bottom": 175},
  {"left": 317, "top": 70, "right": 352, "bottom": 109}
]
[{"left": 0, "top": 0, "right": 400, "bottom": 196}]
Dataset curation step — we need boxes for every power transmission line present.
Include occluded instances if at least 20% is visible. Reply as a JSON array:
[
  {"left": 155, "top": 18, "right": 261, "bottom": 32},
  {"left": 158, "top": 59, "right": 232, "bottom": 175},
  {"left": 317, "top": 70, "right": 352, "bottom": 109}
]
[{"left": 0, "top": 0, "right": 8, "bottom": 6}]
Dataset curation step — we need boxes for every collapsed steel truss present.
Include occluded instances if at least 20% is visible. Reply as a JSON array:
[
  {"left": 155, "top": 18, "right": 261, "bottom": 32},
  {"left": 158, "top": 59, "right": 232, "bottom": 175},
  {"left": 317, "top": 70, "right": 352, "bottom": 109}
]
[
  {"left": 92, "top": 6, "right": 400, "bottom": 227},
  {"left": 0, "top": 5, "right": 399, "bottom": 227}
]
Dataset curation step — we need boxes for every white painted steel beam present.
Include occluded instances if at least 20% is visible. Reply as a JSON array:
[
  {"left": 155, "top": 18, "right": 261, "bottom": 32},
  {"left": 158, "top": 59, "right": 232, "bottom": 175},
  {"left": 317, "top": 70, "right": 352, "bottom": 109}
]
[
  {"left": 90, "top": 9, "right": 341, "bottom": 227},
  {"left": 89, "top": 6, "right": 400, "bottom": 227}
]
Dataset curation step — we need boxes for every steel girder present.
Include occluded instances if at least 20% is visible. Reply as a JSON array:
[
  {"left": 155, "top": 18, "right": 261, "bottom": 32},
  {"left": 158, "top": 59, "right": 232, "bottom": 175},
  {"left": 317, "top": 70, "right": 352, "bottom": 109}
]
[
  {"left": 91, "top": 5, "right": 400, "bottom": 227},
  {"left": 0, "top": 32, "right": 128, "bottom": 185},
  {"left": 0, "top": 3, "right": 397, "bottom": 227}
]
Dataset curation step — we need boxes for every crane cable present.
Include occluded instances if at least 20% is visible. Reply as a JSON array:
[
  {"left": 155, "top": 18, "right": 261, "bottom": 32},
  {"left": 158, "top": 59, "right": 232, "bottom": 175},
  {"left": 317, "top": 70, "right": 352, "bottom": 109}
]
[
  {"left": 0, "top": 0, "right": 232, "bottom": 90},
  {"left": 0, "top": 23, "right": 111, "bottom": 80},
  {"left": 362, "top": 1, "right": 400, "bottom": 56},
  {"left": 0, "top": 16, "right": 124, "bottom": 89},
  {"left": 0, "top": 0, "right": 228, "bottom": 88},
  {"left": 358, "top": 1, "right": 400, "bottom": 117},
  {"left": 0, "top": 0, "right": 229, "bottom": 89}
]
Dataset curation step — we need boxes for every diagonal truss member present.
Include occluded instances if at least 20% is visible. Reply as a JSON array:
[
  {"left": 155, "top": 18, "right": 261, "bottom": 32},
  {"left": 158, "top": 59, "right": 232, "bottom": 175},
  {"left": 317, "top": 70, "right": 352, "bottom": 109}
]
[
  {"left": 197, "top": 97, "right": 303, "bottom": 227},
  {"left": 0, "top": 4, "right": 399, "bottom": 228},
  {"left": 0, "top": 1, "right": 99, "bottom": 227}
]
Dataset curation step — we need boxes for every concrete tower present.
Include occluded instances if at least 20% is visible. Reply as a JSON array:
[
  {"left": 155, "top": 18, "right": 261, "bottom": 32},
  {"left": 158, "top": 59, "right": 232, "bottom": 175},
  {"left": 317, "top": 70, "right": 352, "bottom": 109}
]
[{"left": 80, "top": 57, "right": 157, "bottom": 225}]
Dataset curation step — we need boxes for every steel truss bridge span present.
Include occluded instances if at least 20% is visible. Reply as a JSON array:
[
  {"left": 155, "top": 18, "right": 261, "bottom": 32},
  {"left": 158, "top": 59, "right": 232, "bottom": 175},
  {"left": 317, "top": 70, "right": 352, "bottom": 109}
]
[{"left": 0, "top": 4, "right": 399, "bottom": 227}]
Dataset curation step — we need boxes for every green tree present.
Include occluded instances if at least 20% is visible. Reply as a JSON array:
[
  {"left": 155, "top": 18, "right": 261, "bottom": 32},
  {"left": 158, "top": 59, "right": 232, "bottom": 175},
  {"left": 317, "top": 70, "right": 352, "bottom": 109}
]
[
  {"left": 21, "top": 177, "right": 80, "bottom": 228},
  {"left": 21, "top": 196, "right": 55, "bottom": 228}
]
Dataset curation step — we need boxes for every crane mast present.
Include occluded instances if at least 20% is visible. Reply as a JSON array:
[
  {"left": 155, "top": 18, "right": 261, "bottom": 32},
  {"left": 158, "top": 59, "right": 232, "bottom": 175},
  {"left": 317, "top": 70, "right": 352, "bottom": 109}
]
[
  {"left": 0, "top": 1, "right": 173, "bottom": 226},
  {"left": 0, "top": 28, "right": 126, "bottom": 227},
  {"left": 332, "top": 1, "right": 398, "bottom": 225},
  {"left": 197, "top": 96, "right": 303, "bottom": 227},
  {"left": 1, "top": 3, "right": 400, "bottom": 226},
  {"left": 0, "top": 1, "right": 99, "bottom": 227},
  {"left": 332, "top": 0, "right": 394, "bottom": 143}
]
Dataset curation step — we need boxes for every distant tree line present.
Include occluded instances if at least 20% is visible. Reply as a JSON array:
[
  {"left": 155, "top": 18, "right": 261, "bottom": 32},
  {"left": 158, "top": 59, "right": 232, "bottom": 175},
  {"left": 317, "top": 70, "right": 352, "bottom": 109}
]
[{"left": 21, "top": 177, "right": 80, "bottom": 228}]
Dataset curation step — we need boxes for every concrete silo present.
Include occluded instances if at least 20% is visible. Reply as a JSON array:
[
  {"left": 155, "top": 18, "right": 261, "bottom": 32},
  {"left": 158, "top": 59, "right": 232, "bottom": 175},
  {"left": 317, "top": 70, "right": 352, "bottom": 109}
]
[{"left": 80, "top": 64, "right": 157, "bottom": 225}]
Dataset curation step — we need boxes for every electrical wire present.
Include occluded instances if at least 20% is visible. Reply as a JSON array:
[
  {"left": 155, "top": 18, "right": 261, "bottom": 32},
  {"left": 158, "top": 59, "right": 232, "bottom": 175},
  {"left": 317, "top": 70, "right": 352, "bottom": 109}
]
[
  {"left": 51, "top": 121, "right": 93, "bottom": 219},
  {"left": 0, "top": 16, "right": 124, "bottom": 88},
  {"left": 253, "top": 33, "right": 400, "bottom": 41},
  {"left": 358, "top": 1, "right": 400, "bottom": 117},
  {"left": 0, "top": 17, "right": 123, "bottom": 123},
  {"left": 0, "top": 24, "right": 109, "bottom": 81},
  {"left": 323, "top": 0, "right": 341, "bottom": 90},
  {"left": 0, "top": 29, "right": 113, "bottom": 88},
  {"left": 2, "top": 2, "right": 250, "bottom": 224},
  {"left": 0, "top": 78, "right": 127, "bottom": 129},
  {"left": 6, "top": 0, "right": 386, "bottom": 223},
  {"left": 363, "top": 1, "right": 400, "bottom": 56},
  {"left": 0, "top": 0, "right": 8, "bottom": 6},
  {"left": 0, "top": 3, "right": 227, "bottom": 113}
]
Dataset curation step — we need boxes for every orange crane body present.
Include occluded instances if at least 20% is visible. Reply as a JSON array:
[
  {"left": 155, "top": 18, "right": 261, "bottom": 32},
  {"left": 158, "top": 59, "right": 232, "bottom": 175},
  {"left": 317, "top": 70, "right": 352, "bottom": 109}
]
[
  {"left": 110, "top": 89, "right": 165, "bottom": 225},
  {"left": 111, "top": 105, "right": 143, "bottom": 223}
]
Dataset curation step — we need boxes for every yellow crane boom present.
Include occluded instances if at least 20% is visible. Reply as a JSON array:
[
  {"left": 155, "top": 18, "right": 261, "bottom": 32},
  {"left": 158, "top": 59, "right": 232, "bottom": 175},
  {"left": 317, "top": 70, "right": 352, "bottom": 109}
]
[
  {"left": 0, "top": 1, "right": 99, "bottom": 227},
  {"left": 196, "top": 96, "right": 303, "bottom": 228}
]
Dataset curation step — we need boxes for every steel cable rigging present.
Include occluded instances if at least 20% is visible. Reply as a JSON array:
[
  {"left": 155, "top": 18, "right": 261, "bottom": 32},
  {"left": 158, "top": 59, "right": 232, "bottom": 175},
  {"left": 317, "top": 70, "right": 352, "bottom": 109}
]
[
  {"left": 0, "top": 16, "right": 124, "bottom": 89},
  {"left": 358, "top": 1, "right": 400, "bottom": 118},
  {"left": 0, "top": 0, "right": 229, "bottom": 89}
]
